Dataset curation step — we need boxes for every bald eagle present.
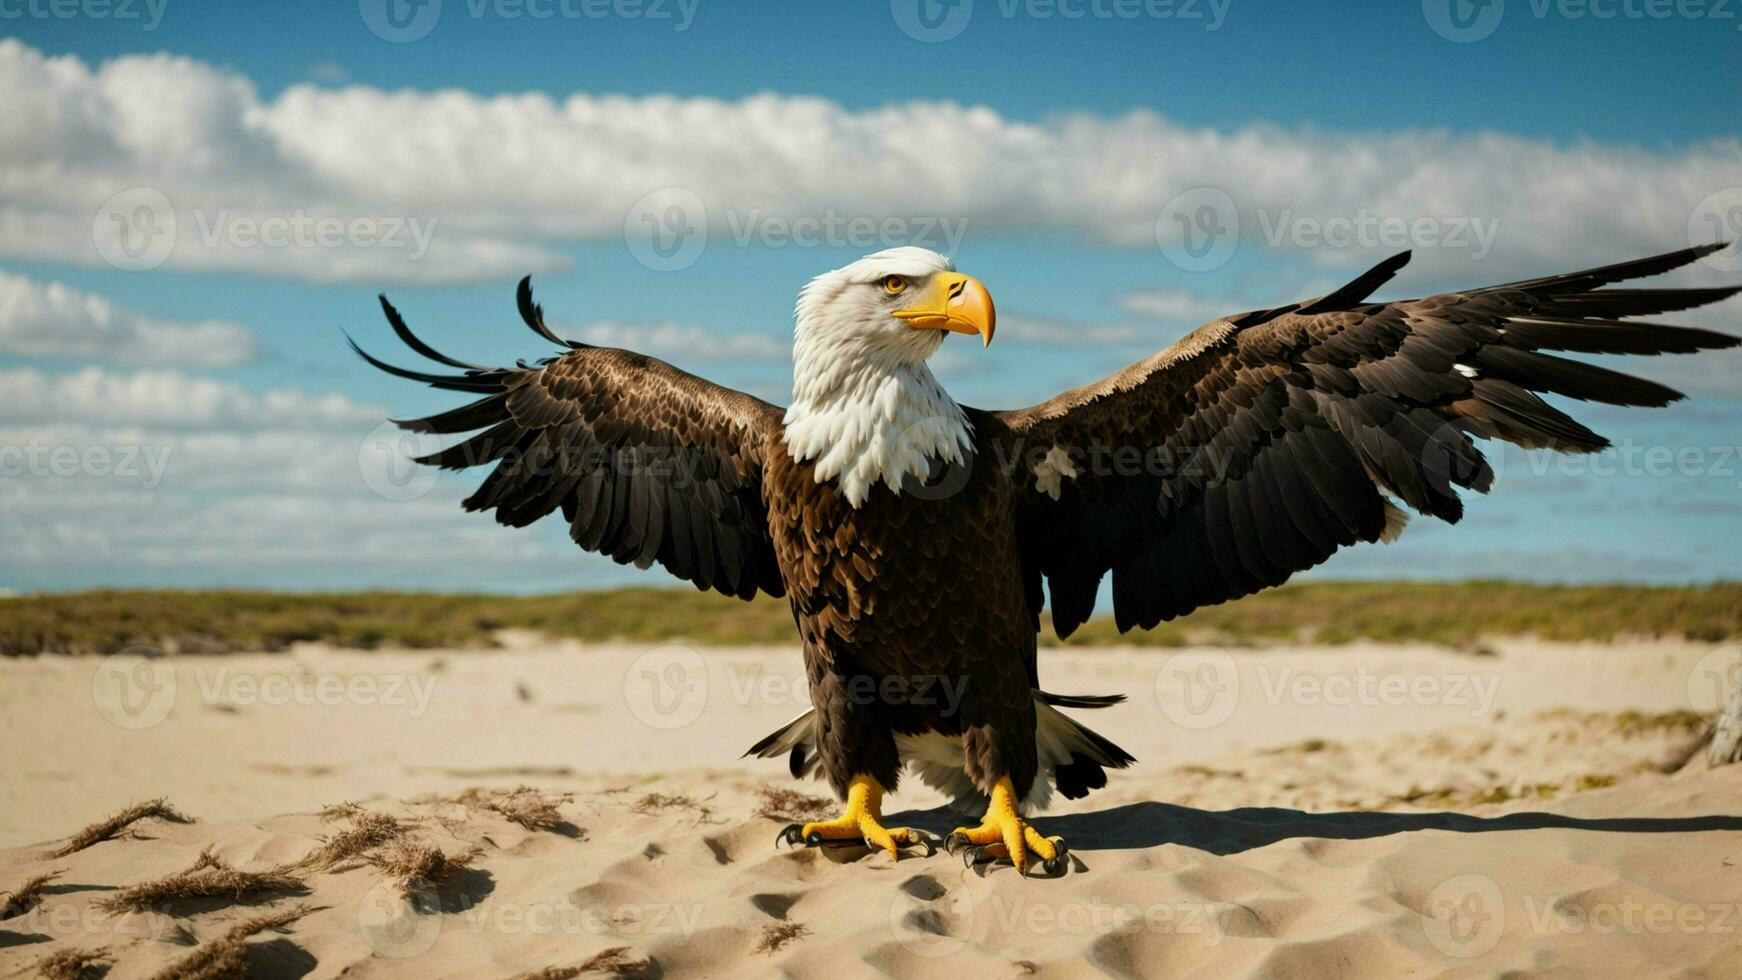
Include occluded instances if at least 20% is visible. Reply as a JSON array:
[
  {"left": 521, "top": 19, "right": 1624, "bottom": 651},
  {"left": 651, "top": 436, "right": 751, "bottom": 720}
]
[{"left": 356, "top": 243, "right": 1738, "bottom": 874}]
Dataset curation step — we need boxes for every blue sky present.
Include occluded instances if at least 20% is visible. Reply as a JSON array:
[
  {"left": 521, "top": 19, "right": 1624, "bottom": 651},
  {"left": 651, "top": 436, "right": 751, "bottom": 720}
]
[{"left": 2, "top": 1, "right": 1740, "bottom": 596}]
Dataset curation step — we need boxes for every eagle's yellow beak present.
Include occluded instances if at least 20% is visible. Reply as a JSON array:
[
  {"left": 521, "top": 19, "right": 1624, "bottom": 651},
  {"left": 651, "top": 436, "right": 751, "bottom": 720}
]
[{"left": 892, "top": 272, "right": 996, "bottom": 346}]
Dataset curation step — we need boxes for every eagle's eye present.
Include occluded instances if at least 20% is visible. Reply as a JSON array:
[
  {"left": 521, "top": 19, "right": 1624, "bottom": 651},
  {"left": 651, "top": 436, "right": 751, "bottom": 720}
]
[{"left": 882, "top": 275, "right": 907, "bottom": 295}]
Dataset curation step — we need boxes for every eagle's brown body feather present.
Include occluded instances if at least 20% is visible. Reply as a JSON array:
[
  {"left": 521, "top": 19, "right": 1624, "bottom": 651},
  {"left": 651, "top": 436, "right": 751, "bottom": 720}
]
[{"left": 763, "top": 421, "right": 1038, "bottom": 798}]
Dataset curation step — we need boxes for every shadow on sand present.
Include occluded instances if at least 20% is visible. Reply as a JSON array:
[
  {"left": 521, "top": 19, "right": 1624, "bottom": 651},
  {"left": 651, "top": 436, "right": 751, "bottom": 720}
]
[{"left": 887, "top": 801, "right": 1742, "bottom": 856}]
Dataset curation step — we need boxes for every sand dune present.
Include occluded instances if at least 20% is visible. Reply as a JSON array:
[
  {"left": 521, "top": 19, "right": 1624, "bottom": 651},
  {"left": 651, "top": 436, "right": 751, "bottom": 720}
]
[{"left": 3, "top": 639, "right": 1739, "bottom": 977}]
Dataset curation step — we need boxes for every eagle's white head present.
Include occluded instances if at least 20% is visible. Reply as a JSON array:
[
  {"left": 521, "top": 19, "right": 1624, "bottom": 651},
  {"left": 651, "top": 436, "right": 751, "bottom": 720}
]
[{"left": 783, "top": 246, "right": 997, "bottom": 507}]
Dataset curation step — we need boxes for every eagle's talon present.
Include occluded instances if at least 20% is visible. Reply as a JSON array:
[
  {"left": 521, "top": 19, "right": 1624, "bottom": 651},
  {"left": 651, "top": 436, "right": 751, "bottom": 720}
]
[
  {"left": 949, "top": 777, "right": 1066, "bottom": 876},
  {"left": 775, "top": 774, "right": 924, "bottom": 861},
  {"left": 1041, "top": 838, "right": 1071, "bottom": 875}
]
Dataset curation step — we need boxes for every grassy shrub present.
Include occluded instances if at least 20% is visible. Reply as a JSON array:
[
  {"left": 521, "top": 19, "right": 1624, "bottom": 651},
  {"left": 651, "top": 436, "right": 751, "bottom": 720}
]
[{"left": 2, "top": 581, "right": 1737, "bottom": 655}]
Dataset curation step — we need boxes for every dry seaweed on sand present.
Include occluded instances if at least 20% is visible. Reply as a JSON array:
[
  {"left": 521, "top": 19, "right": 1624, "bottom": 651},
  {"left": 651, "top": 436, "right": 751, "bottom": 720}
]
[
  {"left": 144, "top": 904, "right": 315, "bottom": 980},
  {"left": 627, "top": 793, "right": 716, "bottom": 824},
  {"left": 755, "top": 922, "right": 810, "bottom": 954},
  {"left": 33, "top": 947, "right": 110, "bottom": 980},
  {"left": 291, "top": 810, "right": 409, "bottom": 872},
  {"left": 454, "top": 786, "right": 576, "bottom": 832},
  {"left": 508, "top": 947, "right": 656, "bottom": 980},
  {"left": 367, "top": 840, "right": 484, "bottom": 899},
  {"left": 47, "top": 799, "right": 189, "bottom": 858},
  {"left": 1, "top": 870, "right": 61, "bottom": 919},
  {"left": 316, "top": 801, "right": 366, "bottom": 822},
  {"left": 97, "top": 849, "right": 302, "bottom": 913},
  {"left": 752, "top": 784, "right": 833, "bottom": 824}
]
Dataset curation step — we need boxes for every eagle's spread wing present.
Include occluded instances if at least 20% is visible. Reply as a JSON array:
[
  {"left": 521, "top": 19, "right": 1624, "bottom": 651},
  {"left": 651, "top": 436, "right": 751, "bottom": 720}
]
[
  {"left": 353, "top": 278, "right": 786, "bottom": 600},
  {"left": 994, "top": 244, "right": 1740, "bottom": 638}
]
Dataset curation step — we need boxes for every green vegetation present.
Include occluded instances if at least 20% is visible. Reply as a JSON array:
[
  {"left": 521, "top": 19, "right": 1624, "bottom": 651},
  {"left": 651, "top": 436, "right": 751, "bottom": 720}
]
[
  {"left": 1, "top": 581, "right": 1737, "bottom": 656},
  {"left": 1052, "top": 580, "right": 1742, "bottom": 649}
]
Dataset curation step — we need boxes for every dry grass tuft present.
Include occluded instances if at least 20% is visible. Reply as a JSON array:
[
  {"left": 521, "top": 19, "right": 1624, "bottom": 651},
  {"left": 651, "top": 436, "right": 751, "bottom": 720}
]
[
  {"left": 755, "top": 921, "right": 810, "bottom": 954},
  {"left": 317, "top": 801, "right": 366, "bottom": 822},
  {"left": 97, "top": 849, "right": 302, "bottom": 913},
  {"left": 455, "top": 786, "right": 575, "bottom": 832},
  {"left": 2, "top": 869, "right": 61, "bottom": 920},
  {"left": 291, "top": 811, "right": 408, "bottom": 872},
  {"left": 507, "top": 946, "right": 656, "bottom": 979},
  {"left": 628, "top": 793, "right": 714, "bottom": 823},
  {"left": 368, "top": 840, "right": 483, "bottom": 899},
  {"left": 580, "top": 946, "right": 654, "bottom": 979},
  {"left": 33, "top": 947, "right": 109, "bottom": 980},
  {"left": 144, "top": 903, "right": 314, "bottom": 980},
  {"left": 47, "top": 799, "right": 188, "bottom": 858},
  {"left": 752, "top": 784, "right": 833, "bottom": 824}
]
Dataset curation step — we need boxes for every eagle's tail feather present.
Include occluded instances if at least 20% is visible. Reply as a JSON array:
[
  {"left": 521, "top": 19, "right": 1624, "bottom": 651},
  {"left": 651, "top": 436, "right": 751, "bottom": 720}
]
[
  {"left": 1035, "top": 695, "right": 1136, "bottom": 803},
  {"left": 742, "top": 689, "right": 1137, "bottom": 808},
  {"left": 742, "top": 709, "right": 821, "bottom": 780}
]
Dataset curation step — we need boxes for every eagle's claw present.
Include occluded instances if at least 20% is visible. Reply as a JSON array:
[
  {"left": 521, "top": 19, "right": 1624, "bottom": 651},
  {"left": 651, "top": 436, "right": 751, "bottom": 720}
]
[
  {"left": 771, "top": 775, "right": 933, "bottom": 861},
  {"left": 949, "top": 776, "right": 1068, "bottom": 876},
  {"left": 1039, "top": 840, "right": 1071, "bottom": 877}
]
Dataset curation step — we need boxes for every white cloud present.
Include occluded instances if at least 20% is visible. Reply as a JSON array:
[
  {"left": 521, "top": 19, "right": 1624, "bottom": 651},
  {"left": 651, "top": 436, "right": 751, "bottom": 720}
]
[
  {"left": 2, "top": 39, "right": 1738, "bottom": 284},
  {"left": 567, "top": 321, "right": 789, "bottom": 363},
  {"left": 0, "top": 270, "right": 256, "bottom": 366},
  {"left": 0, "top": 367, "right": 381, "bottom": 430},
  {"left": 1116, "top": 289, "right": 1259, "bottom": 327},
  {"left": 0, "top": 369, "right": 581, "bottom": 583}
]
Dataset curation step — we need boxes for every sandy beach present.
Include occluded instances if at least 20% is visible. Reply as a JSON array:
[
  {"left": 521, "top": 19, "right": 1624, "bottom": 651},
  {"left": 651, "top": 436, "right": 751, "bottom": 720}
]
[{"left": 3, "top": 638, "right": 1739, "bottom": 977}]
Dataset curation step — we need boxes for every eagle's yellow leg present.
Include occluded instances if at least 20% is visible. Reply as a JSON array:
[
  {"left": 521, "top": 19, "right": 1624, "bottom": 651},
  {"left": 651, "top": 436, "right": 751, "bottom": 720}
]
[
  {"left": 779, "top": 774, "right": 929, "bottom": 860},
  {"left": 947, "top": 777, "right": 1068, "bottom": 875}
]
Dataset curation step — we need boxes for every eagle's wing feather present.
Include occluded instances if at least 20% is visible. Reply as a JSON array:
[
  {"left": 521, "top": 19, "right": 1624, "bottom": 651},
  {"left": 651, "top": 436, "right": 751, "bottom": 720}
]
[
  {"left": 994, "top": 244, "right": 1739, "bottom": 637},
  {"left": 355, "top": 277, "right": 786, "bottom": 601}
]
